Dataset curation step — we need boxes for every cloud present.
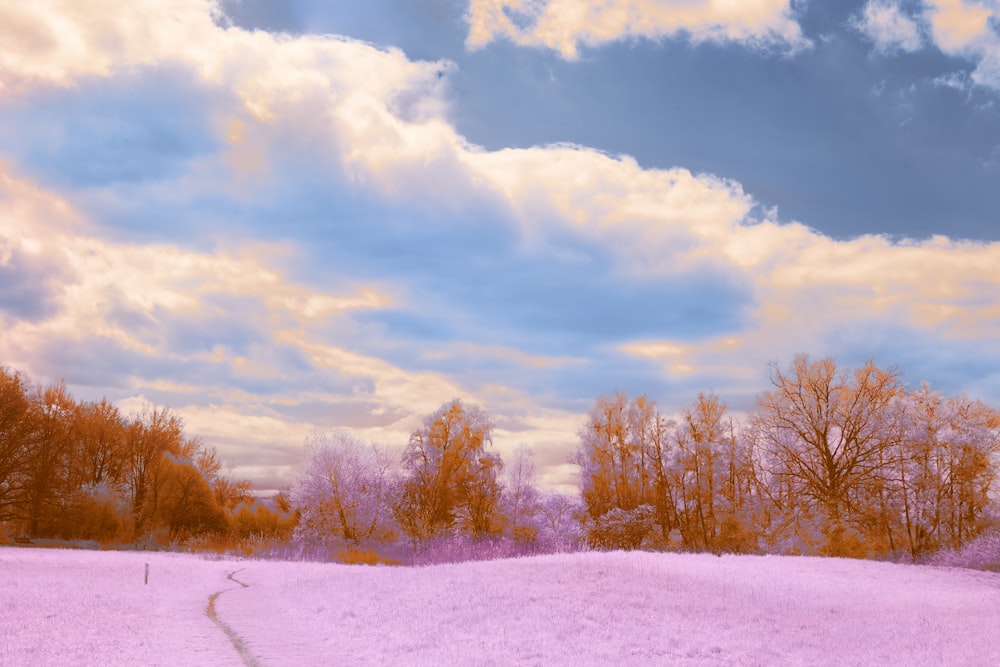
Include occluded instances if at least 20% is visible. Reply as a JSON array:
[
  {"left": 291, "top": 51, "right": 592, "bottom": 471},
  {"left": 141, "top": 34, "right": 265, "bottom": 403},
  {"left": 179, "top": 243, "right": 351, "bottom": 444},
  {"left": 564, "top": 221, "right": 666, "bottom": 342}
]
[
  {"left": 0, "top": 218, "right": 70, "bottom": 323},
  {"left": 849, "top": 1, "right": 1000, "bottom": 93},
  {"left": 464, "top": 0, "right": 809, "bottom": 59},
  {"left": 923, "top": 0, "right": 1000, "bottom": 90},
  {"left": 0, "top": 158, "right": 398, "bottom": 395},
  {"left": 852, "top": 1, "right": 924, "bottom": 53},
  {"left": 925, "top": 0, "right": 993, "bottom": 53},
  {"left": 0, "top": 66, "right": 224, "bottom": 188},
  {"left": 0, "top": 0, "right": 223, "bottom": 91},
  {"left": 620, "top": 229, "right": 1000, "bottom": 407},
  {"left": 2, "top": 0, "right": 1000, "bottom": 492}
]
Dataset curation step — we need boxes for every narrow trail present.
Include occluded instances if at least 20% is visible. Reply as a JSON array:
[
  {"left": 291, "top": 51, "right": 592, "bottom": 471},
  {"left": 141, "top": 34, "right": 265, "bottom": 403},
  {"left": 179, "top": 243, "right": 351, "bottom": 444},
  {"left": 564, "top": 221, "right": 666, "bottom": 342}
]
[{"left": 205, "top": 568, "right": 264, "bottom": 667}]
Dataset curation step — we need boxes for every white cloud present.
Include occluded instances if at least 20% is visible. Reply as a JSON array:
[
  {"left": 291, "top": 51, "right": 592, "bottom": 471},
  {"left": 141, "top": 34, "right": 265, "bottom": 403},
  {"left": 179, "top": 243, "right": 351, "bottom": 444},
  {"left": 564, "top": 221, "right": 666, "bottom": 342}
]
[
  {"left": 2, "top": 0, "right": 1000, "bottom": 489},
  {"left": 0, "top": 0, "right": 222, "bottom": 90},
  {"left": 465, "top": 0, "right": 809, "bottom": 59},
  {"left": 923, "top": 0, "right": 1000, "bottom": 91},
  {"left": 854, "top": 1, "right": 1000, "bottom": 93},
  {"left": 853, "top": 1, "right": 924, "bottom": 53},
  {"left": 925, "top": 0, "right": 993, "bottom": 52},
  {"left": 467, "top": 145, "right": 754, "bottom": 276},
  {"left": 0, "top": 160, "right": 398, "bottom": 398}
]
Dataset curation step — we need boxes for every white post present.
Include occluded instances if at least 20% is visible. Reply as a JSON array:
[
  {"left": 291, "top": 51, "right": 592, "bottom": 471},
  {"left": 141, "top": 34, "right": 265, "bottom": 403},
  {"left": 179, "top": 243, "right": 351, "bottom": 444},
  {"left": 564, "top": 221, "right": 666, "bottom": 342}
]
[{"left": 145, "top": 562, "right": 149, "bottom": 585}]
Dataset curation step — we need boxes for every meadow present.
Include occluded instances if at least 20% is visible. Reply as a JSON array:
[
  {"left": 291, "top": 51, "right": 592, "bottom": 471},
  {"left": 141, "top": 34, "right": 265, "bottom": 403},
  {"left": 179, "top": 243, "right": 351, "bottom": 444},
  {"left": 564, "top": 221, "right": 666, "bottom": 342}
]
[{"left": 2, "top": 546, "right": 998, "bottom": 666}]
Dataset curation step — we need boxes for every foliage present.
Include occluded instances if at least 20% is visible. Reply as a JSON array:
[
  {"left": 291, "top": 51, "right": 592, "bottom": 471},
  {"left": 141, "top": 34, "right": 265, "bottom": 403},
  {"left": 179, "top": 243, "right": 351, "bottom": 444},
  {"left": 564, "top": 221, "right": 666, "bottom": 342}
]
[
  {"left": 232, "top": 499, "right": 297, "bottom": 542},
  {"left": 0, "top": 366, "right": 252, "bottom": 546},
  {"left": 394, "top": 399, "right": 504, "bottom": 545},
  {"left": 291, "top": 432, "right": 394, "bottom": 547},
  {"left": 3, "top": 354, "right": 999, "bottom": 566},
  {"left": 332, "top": 547, "right": 402, "bottom": 566},
  {"left": 587, "top": 505, "right": 656, "bottom": 550},
  {"left": 925, "top": 529, "right": 1000, "bottom": 571}
]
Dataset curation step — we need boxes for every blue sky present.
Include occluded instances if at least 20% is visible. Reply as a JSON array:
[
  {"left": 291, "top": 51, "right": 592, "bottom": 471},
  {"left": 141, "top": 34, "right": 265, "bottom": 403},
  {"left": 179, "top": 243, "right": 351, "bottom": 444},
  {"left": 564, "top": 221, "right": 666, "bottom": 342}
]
[{"left": 1, "top": 0, "right": 999, "bottom": 492}]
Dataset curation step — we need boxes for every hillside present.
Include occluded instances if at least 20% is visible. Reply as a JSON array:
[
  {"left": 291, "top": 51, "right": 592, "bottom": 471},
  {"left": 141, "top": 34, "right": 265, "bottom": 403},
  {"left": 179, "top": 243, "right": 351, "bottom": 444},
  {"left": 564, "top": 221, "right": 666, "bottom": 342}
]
[{"left": 2, "top": 547, "right": 998, "bottom": 665}]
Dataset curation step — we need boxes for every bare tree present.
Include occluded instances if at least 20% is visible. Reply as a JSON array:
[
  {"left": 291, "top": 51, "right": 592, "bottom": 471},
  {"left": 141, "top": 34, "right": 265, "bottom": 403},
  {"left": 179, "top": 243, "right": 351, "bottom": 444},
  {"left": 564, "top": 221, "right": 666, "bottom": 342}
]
[
  {"left": 291, "top": 431, "right": 393, "bottom": 546},
  {"left": 751, "top": 355, "right": 903, "bottom": 554},
  {"left": 889, "top": 387, "right": 1000, "bottom": 558},
  {"left": 503, "top": 444, "right": 539, "bottom": 533},
  {"left": 536, "top": 489, "right": 585, "bottom": 551}
]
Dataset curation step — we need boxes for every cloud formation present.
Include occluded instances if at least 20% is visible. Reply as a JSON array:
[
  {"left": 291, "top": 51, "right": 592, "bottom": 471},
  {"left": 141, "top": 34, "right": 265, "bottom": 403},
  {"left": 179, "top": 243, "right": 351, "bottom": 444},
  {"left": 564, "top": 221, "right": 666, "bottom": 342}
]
[
  {"left": 1, "top": 0, "right": 999, "bottom": 491},
  {"left": 852, "top": 1, "right": 924, "bottom": 53},
  {"left": 464, "top": 0, "right": 809, "bottom": 58},
  {"left": 925, "top": 0, "right": 1000, "bottom": 89},
  {"left": 852, "top": 0, "right": 1000, "bottom": 91}
]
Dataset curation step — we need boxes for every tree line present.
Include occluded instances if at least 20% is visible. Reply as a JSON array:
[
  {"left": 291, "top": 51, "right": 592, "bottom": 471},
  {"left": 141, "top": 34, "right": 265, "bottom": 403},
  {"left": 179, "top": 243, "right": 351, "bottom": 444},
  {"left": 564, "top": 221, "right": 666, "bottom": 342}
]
[
  {"left": 577, "top": 356, "right": 1000, "bottom": 558},
  {"left": 0, "top": 366, "right": 292, "bottom": 546},
  {"left": 291, "top": 355, "right": 1000, "bottom": 562},
  {"left": 4, "top": 355, "right": 998, "bottom": 563}
]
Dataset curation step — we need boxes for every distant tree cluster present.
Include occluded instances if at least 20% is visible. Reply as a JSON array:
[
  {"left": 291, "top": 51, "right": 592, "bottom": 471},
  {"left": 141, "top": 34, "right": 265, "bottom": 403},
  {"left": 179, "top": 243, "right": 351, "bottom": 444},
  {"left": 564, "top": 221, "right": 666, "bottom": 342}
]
[
  {"left": 6, "top": 354, "right": 997, "bottom": 565},
  {"left": 0, "top": 367, "right": 293, "bottom": 546},
  {"left": 290, "top": 355, "right": 999, "bottom": 563},
  {"left": 290, "top": 400, "right": 584, "bottom": 560},
  {"left": 576, "top": 356, "right": 1000, "bottom": 559}
]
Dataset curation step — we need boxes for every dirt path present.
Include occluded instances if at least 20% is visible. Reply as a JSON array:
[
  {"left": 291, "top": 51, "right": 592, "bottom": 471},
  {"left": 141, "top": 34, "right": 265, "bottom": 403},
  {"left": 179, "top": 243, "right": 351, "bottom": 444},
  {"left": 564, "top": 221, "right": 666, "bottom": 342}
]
[{"left": 205, "top": 568, "right": 264, "bottom": 667}]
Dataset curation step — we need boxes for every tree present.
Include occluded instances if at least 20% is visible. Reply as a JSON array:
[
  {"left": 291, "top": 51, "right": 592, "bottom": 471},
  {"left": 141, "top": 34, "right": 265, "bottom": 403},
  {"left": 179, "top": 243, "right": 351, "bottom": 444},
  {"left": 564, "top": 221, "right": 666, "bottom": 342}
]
[
  {"left": 189, "top": 442, "right": 254, "bottom": 513},
  {"left": 0, "top": 367, "right": 251, "bottom": 543},
  {"left": 291, "top": 431, "right": 394, "bottom": 546},
  {"left": 155, "top": 454, "right": 227, "bottom": 541},
  {"left": 74, "top": 399, "right": 127, "bottom": 490},
  {"left": 0, "top": 367, "right": 32, "bottom": 524},
  {"left": 641, "top": 404, "right": 679, "bottom": 543},
  {"left": 23, "top": 381, "right": 78, "bottom": 536},
  {"left": 751, "top": 355, "right": 903, "bottom": 555},
  {"left": 889, "top": 386, "right": 1000, "bottom": 558},
  {"left": 395, "top": 399, "right": 502, "bottom": 545},
  {"left": 577, "top": 392, "right": 654, "bottom": 519},
  {"left": 502, "top": 444, "right": 540, "bottom": 544},
  {"left": 124, "top": 407, "right": 184, "bottom": 536},
  {"left": 577, "top": 392, "right": 678, "bottom": 547},
  {"left": 536, "top": 489, "right": 585, "bottom": 551},
  {"left": 456, "top": 448, "right": 504, "bottom": 540},
  {"left": 673, "top": 394, "right": 730, "bottom": 551}
]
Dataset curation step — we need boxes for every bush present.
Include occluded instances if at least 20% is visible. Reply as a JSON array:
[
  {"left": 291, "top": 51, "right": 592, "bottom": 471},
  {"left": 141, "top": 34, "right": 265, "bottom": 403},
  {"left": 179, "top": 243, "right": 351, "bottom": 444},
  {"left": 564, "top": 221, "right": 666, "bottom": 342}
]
[
  {"left": 820, "top": 521, "right": 869, "bottom": 559},
  {"left": 926, "top": 531, "right": 1000, "bottom": 571},
  {"left": 333, "top": 547, "right": 402, "bottom": 566},
  {"left": 715, "top": 516, "right": 758, "bottom": 555},
  {"left": 587, "top": 505, "right": 656, "bottom": 550},
  {"left": 512, "top": 524, "right": 539, "bottom": 548}
]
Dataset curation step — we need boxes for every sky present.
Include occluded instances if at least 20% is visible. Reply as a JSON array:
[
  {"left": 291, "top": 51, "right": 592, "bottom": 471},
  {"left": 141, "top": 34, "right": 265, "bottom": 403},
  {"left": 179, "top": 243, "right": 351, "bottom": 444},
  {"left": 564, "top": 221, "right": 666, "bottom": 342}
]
[{"left": 1, "top": 0, "right": 999, "bottom": 493}]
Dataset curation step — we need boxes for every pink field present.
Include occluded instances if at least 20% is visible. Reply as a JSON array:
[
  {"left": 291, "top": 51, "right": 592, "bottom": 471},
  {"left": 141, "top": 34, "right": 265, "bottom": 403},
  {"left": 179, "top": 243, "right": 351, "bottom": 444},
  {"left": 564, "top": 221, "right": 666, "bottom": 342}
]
[{"left": 2, "top": 547, "right": 998, "bottom": 665}]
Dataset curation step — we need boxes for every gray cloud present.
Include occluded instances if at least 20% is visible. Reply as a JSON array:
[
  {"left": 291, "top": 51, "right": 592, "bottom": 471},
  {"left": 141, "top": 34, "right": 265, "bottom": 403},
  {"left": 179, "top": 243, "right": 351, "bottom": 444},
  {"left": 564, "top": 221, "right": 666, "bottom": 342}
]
[
  {"left": 0, "top": 65, "right": 224, "bottom": 190},
  {"left": 0, "top": 244, "right": 69, "bottom": 322}
]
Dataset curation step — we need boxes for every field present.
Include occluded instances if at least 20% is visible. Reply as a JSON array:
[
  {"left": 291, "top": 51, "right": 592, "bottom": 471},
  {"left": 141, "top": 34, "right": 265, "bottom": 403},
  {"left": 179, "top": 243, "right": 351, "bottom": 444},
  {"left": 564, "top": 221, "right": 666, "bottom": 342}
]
[{"left": 2, "top": 546, "right": 999, "bottom": 666}]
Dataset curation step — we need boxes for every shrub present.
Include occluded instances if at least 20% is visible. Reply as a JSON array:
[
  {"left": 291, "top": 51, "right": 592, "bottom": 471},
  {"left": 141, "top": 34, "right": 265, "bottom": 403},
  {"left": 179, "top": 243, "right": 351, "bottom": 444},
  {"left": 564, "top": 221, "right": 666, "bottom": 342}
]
[
  {"left": 715, "top": 516, "right": 758, "bottom": 555},
  {"left": 512, "top": 524, "right": 539, "bottom": 548},
  {"left": 587, "top": 505, "right": 656, "bottom": 550},
  {"left": 333, "top": 547, "right": 402, "bottom": 566},
  {"left": 926, "top": 531, "right": 1000, "bottom": 571}
]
